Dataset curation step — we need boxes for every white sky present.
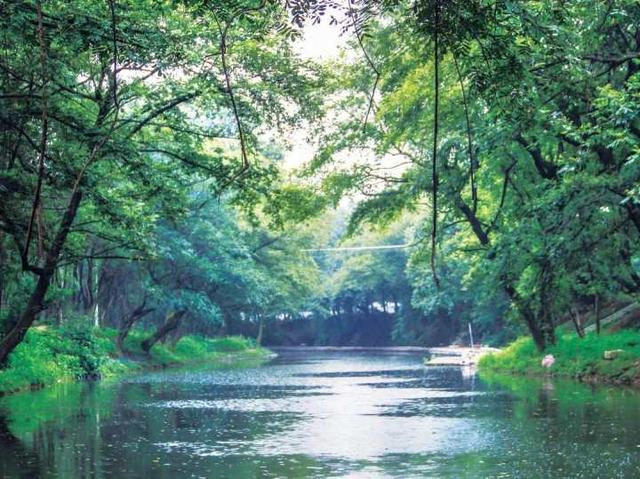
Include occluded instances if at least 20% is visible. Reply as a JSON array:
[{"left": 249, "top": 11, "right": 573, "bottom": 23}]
[
  {"left": 282, "top": 11, "right": 349, "bottom": 170},
  {"left": 280, "top": 13, "right": 410, "bottom": 203},
  {"left": 295, "top": 18, "right": 346, "bottom": 61}
]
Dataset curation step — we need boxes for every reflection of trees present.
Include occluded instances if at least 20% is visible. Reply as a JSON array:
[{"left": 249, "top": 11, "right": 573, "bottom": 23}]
[
  {"left": 91, "top": 380, "right": 308, "bottom": 476},
  {"left": 0, "top": 381, "right": 121, "bottom": 477},
  {"left": 0, "top": 414, "right": 42, "bottom": 477},
  {"left": 0, "top": 413, "right": 20, "bottom": 446},
  {"left": 0, "top": 374, "right": 333, "bottom": 477},
  {"left": 482, "top": 372, "right": 640, "bottom": 453}
]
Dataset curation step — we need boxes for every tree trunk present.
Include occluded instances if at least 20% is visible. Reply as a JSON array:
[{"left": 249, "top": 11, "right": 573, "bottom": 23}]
[
  {"left": 457, "top": 194, "right": 555, "bottom": 350},
  {"left": 570, "top": 308, "right": 585, "bottom": 338},
  {"left": 256, "top": 315, "right": 265, "bottom": 346},
  {"left": 595, "top": 295, "right": 601, "bottom": 335},
  {"left": 85, "top": 257, "right": 94, "bottom": 311},
  {"left": 456, "top": 196, "right": 490, "bottom": 245},
  {"left": 0, "top": 190, "right": 82, "bottom": 365},
  {"left": 168, "top": 329, "right": 183, "bottom": 348},
  {"left": 141, "top": 310, "right": 185, "bottom": 354},
  {"left": 0, "top": 232, "right": 5, "bottom": 314},
  {"left": 520, "top": 303, "right": 546, "bottom": 350},
  {"left": 116, "top": 300, "right": 154, "bottom": 355},
  {"left": 503, "top": 283, "right": 552, "bottom": 351},
  {"left": 537, "top": 263, "right": 557, "bottom": 348}
]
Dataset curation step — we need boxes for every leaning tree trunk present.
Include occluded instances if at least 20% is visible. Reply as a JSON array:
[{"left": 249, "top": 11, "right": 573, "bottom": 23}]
[
  {"left": 455, "top": 192, "right": 559, "bottom": 351},
  {"left": 167, "top": 328, "right": 184, "bottom": 348},
  {"left": 0, "top": 191, "right": 82, "bottom": 365},
  {"left": 570, "top": 307, "right": 585, "bottom": 338},
  {"left": 141, "top": 310, "right": 185, "bottom": 354},
  {"left": 116, "top": 300, "right": 154, "bottom": 355},
  {"left": 503, "top": 283, "right": 552, "bottom": 351}
]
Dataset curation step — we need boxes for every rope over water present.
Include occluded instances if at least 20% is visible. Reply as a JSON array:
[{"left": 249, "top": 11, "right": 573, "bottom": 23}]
[{"left": 302, "top": 244, "right": 412, "bottom": 253}]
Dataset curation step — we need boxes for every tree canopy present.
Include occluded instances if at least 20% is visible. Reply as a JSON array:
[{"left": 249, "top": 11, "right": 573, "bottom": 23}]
[{"left": 0, "top": 0, "right": 638, "bottom": 360}]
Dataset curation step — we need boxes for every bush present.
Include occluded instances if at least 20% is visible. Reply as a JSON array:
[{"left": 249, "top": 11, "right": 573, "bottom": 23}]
[
  {"left": 0, "top": 325, "right": 264, "bottom": 395},
  {"left": 0, "top": 327, "right": 87, "bottom": 393}
]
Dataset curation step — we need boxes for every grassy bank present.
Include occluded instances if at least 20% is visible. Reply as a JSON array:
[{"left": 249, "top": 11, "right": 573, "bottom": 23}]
[
  {"left": 478, "top": 330, "right": 640, "bottom": 386},
  {"left": 0, "top": 326, "right": 271, "bottom": 396}
]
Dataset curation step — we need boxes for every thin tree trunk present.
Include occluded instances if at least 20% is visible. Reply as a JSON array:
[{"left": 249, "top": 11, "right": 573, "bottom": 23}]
[
  {"left": 0, "top": 232, "right": 5, "bottom": 314},
  {"left": 77, "top": 261, "right": 85, "bottom": 309},
  {"left": 570, "top": 308, "right": 585, "bottom": 338},
  {"left": 595, "top": 295, "right": 601, "bottom": 335},
  {"left": 93, "top": 302, "right": 100, "bottom": 329},
  {"left": 86, "top": 257, "right": 94, "bottom": 311},
  {"left": 256, "top": 315, "right": 264, "bottom": 346}
]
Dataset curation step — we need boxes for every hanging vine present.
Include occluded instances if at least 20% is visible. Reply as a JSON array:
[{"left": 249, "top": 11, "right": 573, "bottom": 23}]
[
  {"left": 210, "top": 0, "right": 268, "bottom": 193},
  {"left": 430, "top": 0, "right": 440, "bottom": 288},
  {"left": 452, "top": 53, "right": 478, "bottom": 213},
  {"left": 24, "top": 0, "right": 48, "bottom": 263},
  {"left": 346, "top": 0, "right": 381, "bottom": 129}
]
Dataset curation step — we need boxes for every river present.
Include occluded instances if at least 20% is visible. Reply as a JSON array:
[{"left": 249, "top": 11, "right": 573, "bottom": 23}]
[{"left": 1, "top": 349, "right": 639, "bottom": 478}]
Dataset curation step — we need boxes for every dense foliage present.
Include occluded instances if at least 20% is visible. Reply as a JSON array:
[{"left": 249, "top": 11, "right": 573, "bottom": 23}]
[
  {"left": 0, "top": 325, "right": 264, "bottom": 394},
  {"left": 0, "top": 0, "right": 326, "bottom": 363},
  {"left": 307, "top": 0, "right": 640, "bottom": 350},
  {"left": 1, "top": 0, "right": 639, "bottom": 382}
]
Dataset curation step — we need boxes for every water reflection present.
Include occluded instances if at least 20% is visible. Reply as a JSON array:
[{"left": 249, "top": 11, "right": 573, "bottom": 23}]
[{"left": 1, "top": 350, "right": 640, "bottom": 478}]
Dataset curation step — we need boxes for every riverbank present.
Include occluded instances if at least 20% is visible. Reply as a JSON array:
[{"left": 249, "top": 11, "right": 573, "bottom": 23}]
[
  {"left": 0, "top": 326, "right": 271, "bottom": 396},
  {"left": 478, "top": 330, "right": 640, "bottom": 386}
]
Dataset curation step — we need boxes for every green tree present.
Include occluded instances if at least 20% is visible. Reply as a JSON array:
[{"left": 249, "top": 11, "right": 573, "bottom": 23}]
[
  {"left": 307, "top": 0, "right": 640, "bottom": 349},
  {"left": 0, "top": 0, "right": 323, "bottom": 362}
]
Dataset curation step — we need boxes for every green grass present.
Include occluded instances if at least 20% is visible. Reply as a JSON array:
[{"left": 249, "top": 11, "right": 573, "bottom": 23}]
[
  {"left": 478, "top": 330, "right": 640, "bottom": 385},
  {"left": 0, "top": 326, "right": 269, "bottom": 396}
]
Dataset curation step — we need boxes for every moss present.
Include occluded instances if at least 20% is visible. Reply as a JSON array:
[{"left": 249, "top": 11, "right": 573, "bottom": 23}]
[
  {"left": 0, "top": 327, "right": 270, "bottom": 396},
  {"left": 478, "top": 330, "right": 640, "bottom": 386}
]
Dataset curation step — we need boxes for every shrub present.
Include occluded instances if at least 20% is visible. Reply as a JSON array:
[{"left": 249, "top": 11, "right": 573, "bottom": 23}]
[{"left": 0, "top": 324, "right": 264, "bottom": 395}]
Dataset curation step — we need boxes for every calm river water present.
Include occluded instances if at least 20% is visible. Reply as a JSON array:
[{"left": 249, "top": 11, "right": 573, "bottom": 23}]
[{"left": 1, "top": 349, "right": 640, "bottom": 478}]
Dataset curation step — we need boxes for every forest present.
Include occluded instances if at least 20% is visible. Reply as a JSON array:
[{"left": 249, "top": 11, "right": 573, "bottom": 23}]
[{"left": 0, "top": 0, "right": 639, "bottom": 387}]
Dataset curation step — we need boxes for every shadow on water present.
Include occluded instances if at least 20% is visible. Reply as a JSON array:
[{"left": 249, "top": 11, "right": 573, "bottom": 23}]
[{"left": 0, "top": 350, "right": 639, "bottom": 478}]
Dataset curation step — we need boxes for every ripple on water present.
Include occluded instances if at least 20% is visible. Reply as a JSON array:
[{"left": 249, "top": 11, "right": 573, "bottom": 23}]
[{"left": 3, "top": 350, "right": 640, "bottom": 478}]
